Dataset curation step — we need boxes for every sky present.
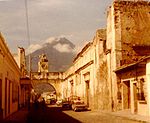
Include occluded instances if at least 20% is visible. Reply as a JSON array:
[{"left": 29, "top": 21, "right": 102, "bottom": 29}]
[{"left": 0, "top": 0, "right": 112, "bottom": 53}]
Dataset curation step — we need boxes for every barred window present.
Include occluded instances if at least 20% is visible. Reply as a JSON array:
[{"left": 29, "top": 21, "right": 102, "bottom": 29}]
[{"left": 137, "top": 78, "right": 145, "bottom": 101}]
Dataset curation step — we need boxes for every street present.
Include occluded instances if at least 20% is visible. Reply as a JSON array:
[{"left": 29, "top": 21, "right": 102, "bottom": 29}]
[
  {"left": 1, "top": 104, "right": 147, "bottom": 123},
  {"left": 64, "top": 110, "right": 142, "bottom": 123}
]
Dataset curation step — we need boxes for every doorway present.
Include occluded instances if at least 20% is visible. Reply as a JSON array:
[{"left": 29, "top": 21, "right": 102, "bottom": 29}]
[
  {"left": 0, "top": 79, "right": 2, "bottom": 119},
  {"left": 5, "top": 78, "right": 7, "bottom": 116},
  {"left": 85, "top": 80, "right": 90, "bottom": 107},
  {"left": 122, "top": 80, "right": 130, "bottom": 109},
  {"left": 133, "top": 83, "right": 137, "bottom": 112},
  {"left": 70, "top": 80, "right": 74, "bottom": 96}
]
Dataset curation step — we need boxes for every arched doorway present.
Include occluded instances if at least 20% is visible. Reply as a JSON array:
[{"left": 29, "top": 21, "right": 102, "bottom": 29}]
[{"left": 32, "top": 83, "right": 57, "bottom": 104}]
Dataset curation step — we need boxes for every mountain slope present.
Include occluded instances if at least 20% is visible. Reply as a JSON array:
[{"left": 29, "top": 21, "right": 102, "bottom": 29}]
[{"left": 26, "top": 37, "right": 76, "bottom": 72}]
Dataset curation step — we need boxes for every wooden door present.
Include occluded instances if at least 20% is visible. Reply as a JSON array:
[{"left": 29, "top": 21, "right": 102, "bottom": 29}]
[{"left": 122, "top": 81, "right": 130, "bottom": 109}]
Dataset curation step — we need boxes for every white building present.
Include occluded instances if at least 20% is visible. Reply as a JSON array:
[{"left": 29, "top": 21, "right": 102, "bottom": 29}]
[{"left": 0, "top": 33, "right": 21, "bottom": 119}]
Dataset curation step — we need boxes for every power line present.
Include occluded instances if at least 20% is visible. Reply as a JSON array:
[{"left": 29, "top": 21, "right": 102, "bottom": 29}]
[{"left": 24, "top": 0, "right": 31, "bottom": 76}]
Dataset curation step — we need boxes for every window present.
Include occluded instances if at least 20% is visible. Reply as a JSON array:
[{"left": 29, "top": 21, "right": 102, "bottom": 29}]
[{"left": 137, "top": 78, "right": 145, "bottom": 101}]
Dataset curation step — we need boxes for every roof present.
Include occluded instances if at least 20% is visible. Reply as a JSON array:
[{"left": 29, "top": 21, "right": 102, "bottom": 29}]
[
  {"left": 73, "top": 42, "right": 92, "bottom": 62},
  {"left": 114, "top": 55, "right": 150, "bottom": 73}
]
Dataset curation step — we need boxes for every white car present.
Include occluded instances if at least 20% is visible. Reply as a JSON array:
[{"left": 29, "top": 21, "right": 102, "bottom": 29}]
[
  {"left": 56, "top": 100, "right": 63, "bottom": 106},
  {"left": 71, "top": 100, "right": 88, "bottom": 111}
]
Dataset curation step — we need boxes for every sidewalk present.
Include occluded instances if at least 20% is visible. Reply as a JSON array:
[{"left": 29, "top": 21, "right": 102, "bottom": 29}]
[
  {"left": 2, "top": 108, "right": 28, "bottom": 123},
  {"left": 100, "top": 110, "right": 150, "bottom": 123}
]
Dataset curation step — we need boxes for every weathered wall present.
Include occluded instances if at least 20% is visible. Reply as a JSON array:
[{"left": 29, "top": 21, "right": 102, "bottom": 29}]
[
  {"left": 62, "top": 29, "right": 109, "bottom": 110},
  {"left": 146, "top": 59, "right": 150, "bottom": 116},
  {"left": 92, "top": 29, "right": 111, "bottom": 110},
  {"left": 107, "top": 0, "right": 150, "bottom": 111},
  {"left": 116, "top": 64, "right": 147, "bottom": 115},
  {"left": 96, "top": 59, "right": 111, "bottom": 110},
  {"left": 114, "top": 1, "right": 150, "bottom": 65},
  {"left": 107, "top": 3, "right": 120, "bottom": 111}
]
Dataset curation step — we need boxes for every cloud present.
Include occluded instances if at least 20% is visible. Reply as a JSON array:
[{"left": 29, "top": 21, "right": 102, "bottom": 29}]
[
  {"left": 59, "top": 34, "right": 73, "bottom": 40},
  {"left": 0, "top": 0, "right": 111, "bottom": 53},
  {"left": 0, "top": 0, "right": 12, "bottom": 1},
  {"left": 45, "top": 37, "right": 58, "bottom": 44},
  {"left": 26, "top": 44, "right": 42, "bottom": 55},
  {"left": 35, "top": 0, "right": 63, "bottom": 6},
  {"left": 31, "top": 0, "right": 72, "bottom": 8},
  {"left": 26, "top": 36, "right": 75, "bottom": 54},
  {"left": 53, "top": 43, "right": 73, "bottom": 53}
]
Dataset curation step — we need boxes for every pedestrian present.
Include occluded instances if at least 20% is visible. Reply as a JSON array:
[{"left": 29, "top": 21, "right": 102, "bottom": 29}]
[
  {"left": 41, "top": 98, "right": 46, "bottom": 110},
  {"left": 34, "top": 99, "right": 39, "bottom": 110}
]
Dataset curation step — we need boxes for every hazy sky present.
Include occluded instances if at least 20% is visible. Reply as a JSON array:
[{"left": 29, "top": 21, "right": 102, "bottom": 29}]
[{"left": 0, "top": 0, "right": 112, "bottom": 53}]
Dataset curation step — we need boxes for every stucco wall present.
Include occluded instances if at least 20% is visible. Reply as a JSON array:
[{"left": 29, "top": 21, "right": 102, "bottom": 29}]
[
  {"left": 0, "top": 33, "right": 20, "bottom": 118},
  {"left": 62, "top": 29, "right": 108, "bottom": 110}
]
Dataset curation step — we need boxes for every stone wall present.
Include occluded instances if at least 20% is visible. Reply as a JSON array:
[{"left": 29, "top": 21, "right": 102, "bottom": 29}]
[
  {"left": 91, "top": 29, "right": 111, "bottom": 110},
  {"left": 106, "top": 0, "right": 150, "bottom": 111},
  {"left": 114, "top": 1, "right": 150, "bottom": 65},
  {"left": 31, "top": 72, "right": 64, "bottom": 99},
  {"left": 96, "top": 59, "right": 111, "bottom": 110}
]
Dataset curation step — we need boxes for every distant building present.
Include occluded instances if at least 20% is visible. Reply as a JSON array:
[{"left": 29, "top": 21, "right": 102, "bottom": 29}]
[
  {"left": 38, "top": 54, "right": 49, "bottom": 73},
  {"left": 15, "top": 47, "right": 31, "bottom": 109},
  {"left": 31, "top": 54, "right": 63, "bottom": 100}
]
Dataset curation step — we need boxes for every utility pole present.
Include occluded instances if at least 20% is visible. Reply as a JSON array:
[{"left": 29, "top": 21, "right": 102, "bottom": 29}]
[
  {"left": 25, "top": 0, "right": 31, "bottom": 77},
  {"left": 25, "top": 0, "right": 32, "bottom": 110}
]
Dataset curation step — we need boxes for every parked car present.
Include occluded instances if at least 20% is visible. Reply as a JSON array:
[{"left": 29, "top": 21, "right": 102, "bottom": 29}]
[
  {"left": 56, "top": 99, "right": 63, "bottom": 106},
  {"left": 68, "top": 95, "right": 80, "bottom": 103},
  {"left": 68, "top": 95, "right": 88, "bottom": 111},
  {"left": 45, "top": 98, "right": 56, "bottom": 105},
  {"left": 71, "top": 100, "right": 88, "bottom": 112},
  {"left": 62, "top": 101, "right": 72, "bottom": 110}
]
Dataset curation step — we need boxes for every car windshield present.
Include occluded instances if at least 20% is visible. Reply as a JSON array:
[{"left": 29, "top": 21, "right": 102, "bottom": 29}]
[{"left": 69, "top": 96, "right": 80, "bottom": 101}]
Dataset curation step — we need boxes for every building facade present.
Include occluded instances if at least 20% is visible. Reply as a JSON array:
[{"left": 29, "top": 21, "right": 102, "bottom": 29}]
[
  {"left": 0, "top": 33, "right": 21, "bottom": 119},
  {"left": 114, "top": 56, "right": 150, "bottom": 116},
  {"left": 106, "top": 0, "right": 150, "bottom": 115},
  {"left": 16, "top": 47, "right": 31, "bottom": 109},
  {"left": 62, "top": 29, "right": 108, "bottom": 110},
  {"left": 62, "top": 0, "right": 150, "bottom": 117}
]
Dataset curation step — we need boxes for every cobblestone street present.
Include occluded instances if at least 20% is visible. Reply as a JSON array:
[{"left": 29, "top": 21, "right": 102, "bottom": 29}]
[
  {"left": 64, "top": 110, "right": 146, "bottom": 123},
  {"left": 1, "top": 104, "right": 149, "bottom": 123}
]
